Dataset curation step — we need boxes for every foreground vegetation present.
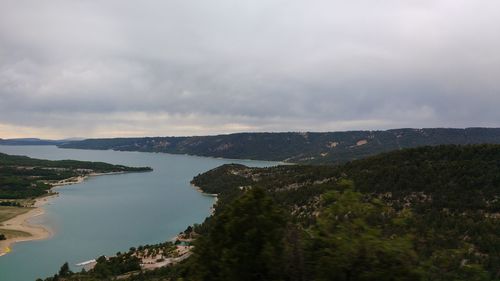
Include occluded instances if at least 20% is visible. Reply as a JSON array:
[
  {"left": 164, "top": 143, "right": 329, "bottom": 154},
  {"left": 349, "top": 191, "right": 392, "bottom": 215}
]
[{"left": 41, "top": 144, "right": 500, "bottom": 280}]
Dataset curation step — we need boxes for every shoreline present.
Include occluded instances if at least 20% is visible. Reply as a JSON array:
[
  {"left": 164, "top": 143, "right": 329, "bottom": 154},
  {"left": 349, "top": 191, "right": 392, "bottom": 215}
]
[
  {"left": 0, "top": 195, "right": 56, "bottom": 257},
  {"left": 50, "top": 171, "right": 125, "bottom": 187},
  {"left": 0, "top": 172, "right": 125, "bottom": 257},
  {"left": 56, "top": 145, "right": 286, "bottom": 165},
  {"left": 190, "top": 183, "right": 218, "bottom": 215}
]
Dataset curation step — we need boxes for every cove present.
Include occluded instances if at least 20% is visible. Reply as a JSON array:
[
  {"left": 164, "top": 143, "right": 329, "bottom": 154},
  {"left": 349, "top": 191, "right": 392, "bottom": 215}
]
[{"left": 0, "top": 145, "right": 278, "bottom": 281}]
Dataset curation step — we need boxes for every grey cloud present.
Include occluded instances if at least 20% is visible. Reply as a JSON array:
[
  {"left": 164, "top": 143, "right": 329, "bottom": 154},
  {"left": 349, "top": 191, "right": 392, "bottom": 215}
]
[{"left": 1, "top": 0, "right": 500, "bottom": 138}]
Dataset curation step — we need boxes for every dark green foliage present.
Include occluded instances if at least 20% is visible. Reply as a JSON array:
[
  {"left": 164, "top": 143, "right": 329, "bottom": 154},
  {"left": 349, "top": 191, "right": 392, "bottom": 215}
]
[
  {"left": 190, "top": 145, "right": 500, "bottom": 280},
  {"left": 305, "top": 188, "right": 422, "bottom": 281},
  {"left": 58, "top": 128, "right": 500, "bottom": 164},
  {"left": 0, "top": 201, "right": 21, "bottom": 206},
  {"left": 191, "top": 164, "right": 253, "bottom": 195},
  {"left": 92, "top": 254, "right": 141, "bottom": 278},
  {"left": 39, "top": 241, "right": 180, "bottom": 280},
  {"left": 0, "top": 152, "right": 152, "bottom": 173},
  {"left": 41, "top": 254, "right": 141, "bottom": 281},
  {"left": 0, "top": 233, "right": 6, "bottom": 240},
  {"left": 189, "top": 188, "right": 287, "bottom": 281},
  {"left": 58, "top": 262, "right": 72, "bottom": 277},
  {"left": 0, "top": 152, "right": 152, "bottom": 199},
  {"left": 423, "top": 248, "right": 491, "bottom": 281},
  {"left": 39, "top": 144, "right": 500, "bottom": 280},
  {"left": 342, "top": 144, "right": 500, "bottom": 210}
]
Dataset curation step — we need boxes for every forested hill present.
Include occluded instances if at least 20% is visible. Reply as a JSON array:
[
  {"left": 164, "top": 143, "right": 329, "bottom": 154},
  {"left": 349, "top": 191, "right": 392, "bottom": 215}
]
[
  {"left": 187, "top": 144, "right": 500, "bottom": 280},
  {"left": 41, "top": 144, "right": 500, "bottom": 280},
  {"left": 57, "top": 127, "right": 500, "bottom": 164}
]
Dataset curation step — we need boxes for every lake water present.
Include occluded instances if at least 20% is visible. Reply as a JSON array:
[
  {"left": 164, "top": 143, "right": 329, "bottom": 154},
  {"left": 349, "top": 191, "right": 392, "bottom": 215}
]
[{"left": 0, "top": 146, "right": 278, "bottom": 281}]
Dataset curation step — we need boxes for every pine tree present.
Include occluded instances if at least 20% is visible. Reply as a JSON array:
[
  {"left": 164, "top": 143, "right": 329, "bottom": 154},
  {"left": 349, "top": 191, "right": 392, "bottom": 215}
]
[{"left": 190, "top": 188, "right": 287, "bottom": 281}]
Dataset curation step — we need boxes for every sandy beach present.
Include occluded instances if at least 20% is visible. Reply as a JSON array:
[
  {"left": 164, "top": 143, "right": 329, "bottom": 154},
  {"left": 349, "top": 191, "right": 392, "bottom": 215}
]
[
  {"left": 0, "top": 196, "right": 55, "bottom": 257},
  {"left": 51, "top": 172, "right": 125, "bottom": 188},
  {"left": 0, "top": 172, "right": 126, "bottom": 257}
]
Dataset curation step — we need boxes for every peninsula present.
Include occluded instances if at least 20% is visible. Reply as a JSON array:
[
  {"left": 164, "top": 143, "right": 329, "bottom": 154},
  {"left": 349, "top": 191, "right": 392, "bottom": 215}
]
[{"left": 0, "top": 152, "right": 152, "bottom": 256}]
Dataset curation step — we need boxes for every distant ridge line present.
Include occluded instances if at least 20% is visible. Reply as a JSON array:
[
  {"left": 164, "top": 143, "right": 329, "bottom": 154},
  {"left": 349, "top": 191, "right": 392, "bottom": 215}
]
[{"left": 52, "top": 128, "right": 500, "bottom": 164}]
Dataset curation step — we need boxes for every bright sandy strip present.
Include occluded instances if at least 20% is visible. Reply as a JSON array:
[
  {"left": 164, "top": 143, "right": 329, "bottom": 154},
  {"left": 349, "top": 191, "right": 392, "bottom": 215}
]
[
  {"left": 0, "top": 172, "right": 125, "bottom": 257},
  {"left": 0, "top": 196, "right": 55, "bottom": 257},
  {"left": 51, "top": 172, "right": 125, "bottom": 188}
]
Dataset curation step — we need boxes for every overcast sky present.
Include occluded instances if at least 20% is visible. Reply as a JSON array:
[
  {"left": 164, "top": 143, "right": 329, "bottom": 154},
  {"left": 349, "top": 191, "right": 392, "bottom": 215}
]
[{"left": 1, "top": 0, "right": 499, "bottom": 138}]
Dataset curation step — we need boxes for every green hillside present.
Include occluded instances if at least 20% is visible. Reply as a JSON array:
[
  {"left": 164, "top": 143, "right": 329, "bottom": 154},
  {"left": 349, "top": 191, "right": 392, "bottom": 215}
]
[
  {"left": 43, "top": 145, "right": 500, "bottom": 280},
  {"left": 57, "top": 128, "right": 500, "bottom": 164}
]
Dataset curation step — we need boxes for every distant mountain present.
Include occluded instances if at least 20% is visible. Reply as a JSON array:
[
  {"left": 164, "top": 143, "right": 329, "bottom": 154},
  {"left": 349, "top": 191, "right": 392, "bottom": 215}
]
[
  {"left": 0, "top": 138, "right": 72, "bottom": 146},
  {"left": 59, "top": 137, "right": 86, "bottom": 141},
  {"left": 58, "top": 128, "right": 500, "bottom": 164}
]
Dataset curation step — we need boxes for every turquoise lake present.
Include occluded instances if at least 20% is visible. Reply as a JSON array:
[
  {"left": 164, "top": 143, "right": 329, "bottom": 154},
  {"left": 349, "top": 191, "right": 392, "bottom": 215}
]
[{"left": 0, "top": 145, "right": 278, "bottom": 281}]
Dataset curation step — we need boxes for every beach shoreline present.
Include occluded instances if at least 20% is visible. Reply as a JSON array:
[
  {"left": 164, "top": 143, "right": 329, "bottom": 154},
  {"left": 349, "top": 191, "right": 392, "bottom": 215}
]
[
  {"left": 0, "top": 172, "right": 125, "bottom": 257},
  {"left": 50, "top": 171, "right": 125, "bottom": 187},
  {"left": 0, "top": 195, "right": 55, "bottom": 257}
]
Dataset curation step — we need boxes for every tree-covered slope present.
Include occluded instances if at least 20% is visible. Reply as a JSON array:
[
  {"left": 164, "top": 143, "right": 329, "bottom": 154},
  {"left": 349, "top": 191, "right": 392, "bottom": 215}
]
[
  {"left": 188, "top": 144, "right": 500, "bottom": 280},
  {"left": 41, "top": 145, "right": 500, "bottom": 280},
  {"left": 58, "top": 128, "right": 500, "bottom": 164}
]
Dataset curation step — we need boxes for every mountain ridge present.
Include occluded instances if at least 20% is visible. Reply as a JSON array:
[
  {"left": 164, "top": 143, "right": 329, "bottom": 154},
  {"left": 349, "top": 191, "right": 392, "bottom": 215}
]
[
  {"left": 57, "top": 127, "right": 500, "bottom": 164},
  {"left": 0, "top": 138, "right": 72, "bottom": 146}
]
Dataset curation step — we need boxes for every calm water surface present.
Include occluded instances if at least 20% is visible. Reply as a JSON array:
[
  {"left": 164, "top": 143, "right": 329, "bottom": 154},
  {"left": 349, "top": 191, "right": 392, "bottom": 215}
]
[{"left": 0, "top": 145, "right": 278, "bottom": 281}]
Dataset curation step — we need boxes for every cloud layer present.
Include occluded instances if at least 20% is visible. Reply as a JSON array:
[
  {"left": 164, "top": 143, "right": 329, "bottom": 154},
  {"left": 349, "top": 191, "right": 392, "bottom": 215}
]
[{"left": 1, "top": 0, "right": 499, "bottom": 138}]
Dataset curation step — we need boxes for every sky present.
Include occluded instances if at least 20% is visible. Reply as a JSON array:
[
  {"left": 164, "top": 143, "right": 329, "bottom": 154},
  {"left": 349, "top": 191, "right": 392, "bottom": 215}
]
[{"left": 1, "top": 0, "right": 499, "bottom": 139}]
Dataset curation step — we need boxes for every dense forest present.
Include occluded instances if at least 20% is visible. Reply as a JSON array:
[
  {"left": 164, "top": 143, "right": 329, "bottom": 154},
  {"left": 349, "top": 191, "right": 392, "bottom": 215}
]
[
  {"left": 0, "top": 152, "right": 152, "bottom": 199},
  {"left": 57, "top": 128, "right": 500, "bottom": 164},
  {"left": 42, "top": 144, "right": 500, "bottom": 280}
]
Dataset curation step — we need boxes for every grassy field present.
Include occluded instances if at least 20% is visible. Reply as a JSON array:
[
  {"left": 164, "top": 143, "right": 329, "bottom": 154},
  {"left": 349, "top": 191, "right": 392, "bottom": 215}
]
[
  {"left": 0, "top": 206, "right": 32, "bottom": 224},
  {"left": 0, "top": 228, "right": 31, "bottom": 239},
  {"left": 0, "top": 206, "right": 33, "bottom": 242}
]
